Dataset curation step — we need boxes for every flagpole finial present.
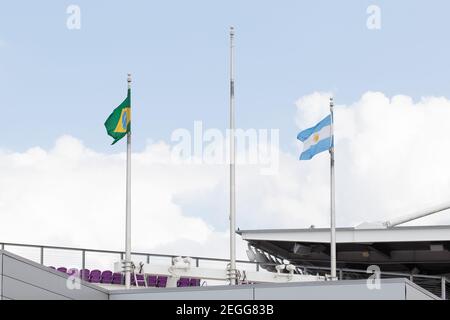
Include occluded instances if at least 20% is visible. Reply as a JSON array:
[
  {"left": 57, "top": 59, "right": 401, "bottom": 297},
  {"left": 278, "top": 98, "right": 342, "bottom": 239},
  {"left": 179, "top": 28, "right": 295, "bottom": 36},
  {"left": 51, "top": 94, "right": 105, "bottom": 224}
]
[{"left": 127, "top": 74, "right": 131, "bottom": 89}]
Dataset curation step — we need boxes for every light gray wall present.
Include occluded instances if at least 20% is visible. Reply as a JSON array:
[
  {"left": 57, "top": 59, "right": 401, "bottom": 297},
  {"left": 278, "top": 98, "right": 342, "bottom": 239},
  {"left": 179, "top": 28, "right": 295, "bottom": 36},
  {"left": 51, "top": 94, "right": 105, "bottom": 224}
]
[
  {"left": 0, "top": 253, "right": 3, "bottom": 299},
  {"left": 0, "top": 250, "right": 439, "bottom": 300},
  {"left": 254, "top": 281, "right": 405, "bottom": 300},
  {"left": 405, "top": 281, "right": 438, "bottom": 300},
  {"left": 110, "top": 286, "right": 254, "bottom": 300},
  {"left": 109, "top": 279, "right": 438, "bottom": 300},
  {"left": 0, "top": 250, "right": 108, "bottom": 300},
  {"left": 2, "top": 276, "right": 71, "bottom": 300}
]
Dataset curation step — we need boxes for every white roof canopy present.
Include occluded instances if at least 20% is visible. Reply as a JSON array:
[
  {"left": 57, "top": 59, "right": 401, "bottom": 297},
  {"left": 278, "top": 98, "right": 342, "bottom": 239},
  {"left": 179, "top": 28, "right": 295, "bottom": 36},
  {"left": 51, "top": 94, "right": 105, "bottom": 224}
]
[
  {"left": 238, "top": 225, "right": 450, "bottom": 275},
  {"left": 238, "top": 225, "right": 450, "bottom": 244}
]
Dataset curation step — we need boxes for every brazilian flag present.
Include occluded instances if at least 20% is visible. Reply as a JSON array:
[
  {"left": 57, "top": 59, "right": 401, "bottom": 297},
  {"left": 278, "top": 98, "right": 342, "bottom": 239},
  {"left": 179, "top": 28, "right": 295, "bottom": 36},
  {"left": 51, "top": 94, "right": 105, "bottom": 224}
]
[{"left": 104, "top": 89, "right": 131, "bottom": 145}]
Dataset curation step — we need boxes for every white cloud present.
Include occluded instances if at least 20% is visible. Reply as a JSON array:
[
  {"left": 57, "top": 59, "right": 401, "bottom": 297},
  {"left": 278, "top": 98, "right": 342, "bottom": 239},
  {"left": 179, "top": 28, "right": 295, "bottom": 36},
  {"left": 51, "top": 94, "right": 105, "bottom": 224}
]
[
  {"left": 295, "top": 91, "right": 450, "bottom": 226},
  {"left": 0, "top": 137, "right": 214, "bottom": 250},
  {"left": 1, "top": 91, "right": 450, "bottom": 270},
  {"left": 0, "top": 135, "right": 250, "bottom": 266}
]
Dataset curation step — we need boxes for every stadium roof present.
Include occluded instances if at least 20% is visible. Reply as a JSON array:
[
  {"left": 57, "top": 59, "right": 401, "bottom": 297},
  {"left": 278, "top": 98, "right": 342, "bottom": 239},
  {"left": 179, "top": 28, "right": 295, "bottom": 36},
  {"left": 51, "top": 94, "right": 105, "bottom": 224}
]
[{"left": 237, "top": 225, "right": 450, "bottom": 275}]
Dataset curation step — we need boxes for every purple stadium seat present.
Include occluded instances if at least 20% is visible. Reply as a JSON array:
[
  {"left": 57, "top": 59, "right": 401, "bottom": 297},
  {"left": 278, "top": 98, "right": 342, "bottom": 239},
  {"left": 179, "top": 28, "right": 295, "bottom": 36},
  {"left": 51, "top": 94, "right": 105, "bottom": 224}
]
[
  {"left": 177, "top": 277, "right": 190, "bottom": 287},
  {"left": 101, "top": 270, "right": 113, "bottom": 284},
  {"left": 112, "top": 272, "right": 123, "bottom": 285},
  {"left": 48, "top": 266, "right": 56, "bottom": 270},
  {"left": 147, "top": 275, "right": 157, "bottom": 287},
  {"left": 135, "top": 274, "right": 146, "bottom": 287},
  {"left": 189, "top": 278, "right": 201, "bottom": 287},
  {"left": 89, "top": 269, "right": 102, "bottom": 283},
  {"left": 57, "top": 267, "right": 67, "bottom": 273},
  {"left": 67, "top": 268, "right": 79, "bottom": 277},
  {"left": 79, "top": 269, "right": 90, "bottom": 281},
  {"left": 157, "top": 276, "right": 168, "bottom": 288},
  {"left": 130, "top": 274, "right": 146, "bottom": 287}
]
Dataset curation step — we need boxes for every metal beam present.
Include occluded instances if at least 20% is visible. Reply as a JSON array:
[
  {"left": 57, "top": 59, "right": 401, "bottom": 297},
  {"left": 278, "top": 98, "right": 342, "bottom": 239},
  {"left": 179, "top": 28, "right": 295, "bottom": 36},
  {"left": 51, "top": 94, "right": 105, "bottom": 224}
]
[
  {"left": 369, "top": 243, "right": 392, "bottom": 259},
  {"left": 385, "top": 201, "right": 450, "bottom": 228},
  {"left": 240, "top": 225, "right": 450, "bottom": 244},
  {"left": 442, "top": 277, "right": 447, "bottom": 300}
]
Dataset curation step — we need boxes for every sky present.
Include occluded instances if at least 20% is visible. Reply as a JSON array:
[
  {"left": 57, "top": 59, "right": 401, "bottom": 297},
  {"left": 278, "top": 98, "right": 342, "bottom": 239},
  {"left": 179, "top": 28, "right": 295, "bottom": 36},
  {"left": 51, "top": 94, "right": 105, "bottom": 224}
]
[
  {"left": 1, "top": 1, "right": 450, "bottom": 265},
  {"left": 2, "top": 0, "right": 450, "bottom": 152}
]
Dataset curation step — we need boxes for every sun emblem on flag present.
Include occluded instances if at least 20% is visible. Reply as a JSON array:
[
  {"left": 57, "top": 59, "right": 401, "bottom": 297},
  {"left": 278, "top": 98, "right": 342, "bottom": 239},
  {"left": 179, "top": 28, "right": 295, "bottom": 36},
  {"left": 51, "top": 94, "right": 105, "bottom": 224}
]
[{"left": 313, "top": 133, "right": 320, "bottom": 143}]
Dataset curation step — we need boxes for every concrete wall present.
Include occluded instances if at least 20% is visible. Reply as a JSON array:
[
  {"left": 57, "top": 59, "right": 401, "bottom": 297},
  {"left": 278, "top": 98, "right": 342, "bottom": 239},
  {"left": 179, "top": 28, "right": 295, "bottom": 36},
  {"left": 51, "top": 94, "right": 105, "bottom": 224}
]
[
  {"left": 0, "top": 250, "right": 108, "bottom": 300},
  {"left": 0, "top": 253, "right": 2, "bottom": 300},
  {"left": 405, "top": 281, "right": 438, "bottom": 300},
  {"left": 109, "top": 278, "right": 438, "bottom": 300},
  {"left": 110, "top": 285, "right": 254, "bottom": 300},
  {"left": 254, "top": 281, "right": 406, "bottom": 300}
]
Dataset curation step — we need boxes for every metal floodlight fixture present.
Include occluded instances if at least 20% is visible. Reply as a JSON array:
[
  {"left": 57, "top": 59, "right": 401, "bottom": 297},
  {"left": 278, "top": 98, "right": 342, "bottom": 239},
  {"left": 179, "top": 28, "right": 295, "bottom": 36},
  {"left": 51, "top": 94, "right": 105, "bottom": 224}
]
[
  {"left": 286, "top": 264, "right": 296, "bottom": 274},
  {"left": 275, "top": 265, "right": 285, "bottom": 273}
]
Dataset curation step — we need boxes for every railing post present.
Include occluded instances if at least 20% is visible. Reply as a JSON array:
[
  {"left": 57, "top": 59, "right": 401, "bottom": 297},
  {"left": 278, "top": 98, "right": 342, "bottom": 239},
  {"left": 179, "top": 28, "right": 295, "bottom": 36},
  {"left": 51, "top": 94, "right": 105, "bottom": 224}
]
[
  {"left": 410, "top": 275, "right": 414, "bottom": 282},
  {"left": 82, "top": 250, "right": 86, "bottom": 270},
  {"left": 256, "top": 263, "right": 260, "bottom": 272},
  {"left": 120, "top": 252, "right": 124, "bottom": 260},
  {"left": 442, "top": 277, "right": 446, "bottom": 300},
  {"left": 1, "top": 243, "right": 4, "bottom": 250},
  {"left": 146, "top": 255, "right": 150, "bottom": 264},
  {"left": 196, "top": 258, "right": 199, "bottom": 267},
  {"left": 339, "top": 268, "right": 343, "bottom": 280},
  {"left": 40, "top": 246, "right": 44, "bottom": 265}
]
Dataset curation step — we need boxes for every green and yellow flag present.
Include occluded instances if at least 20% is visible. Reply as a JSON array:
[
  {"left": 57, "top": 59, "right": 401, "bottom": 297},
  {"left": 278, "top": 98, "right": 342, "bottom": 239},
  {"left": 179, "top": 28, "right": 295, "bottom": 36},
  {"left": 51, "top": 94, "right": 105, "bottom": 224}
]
[{"left": 104, "top": 89, "right": 131, "bottom": 145}]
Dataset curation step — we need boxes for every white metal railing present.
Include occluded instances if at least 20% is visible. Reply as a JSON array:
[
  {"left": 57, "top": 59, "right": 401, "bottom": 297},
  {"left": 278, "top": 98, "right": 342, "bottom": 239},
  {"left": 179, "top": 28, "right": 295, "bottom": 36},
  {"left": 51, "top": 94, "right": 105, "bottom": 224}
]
[{"left": 0, "top": 241, "right": 448, "bottom": 299}]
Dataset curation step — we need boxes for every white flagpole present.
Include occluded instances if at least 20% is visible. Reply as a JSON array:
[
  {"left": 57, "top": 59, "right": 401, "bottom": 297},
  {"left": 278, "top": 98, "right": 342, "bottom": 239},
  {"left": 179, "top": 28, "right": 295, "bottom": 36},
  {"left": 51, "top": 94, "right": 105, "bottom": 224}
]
[
  {"left": 329, "top": 97, "right": 337, "bottom": 280},
  {"left": 125, "top": 74, "right": 132, "bottom": 289},
  {"left": 229, "top": 26, "right": 237, "bottom": 285}
]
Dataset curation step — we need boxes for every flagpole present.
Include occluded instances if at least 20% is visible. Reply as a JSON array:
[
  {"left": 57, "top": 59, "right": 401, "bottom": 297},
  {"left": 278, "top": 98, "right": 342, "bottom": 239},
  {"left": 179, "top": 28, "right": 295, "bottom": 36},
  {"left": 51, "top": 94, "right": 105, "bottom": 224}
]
[
  {"left": 125, "top": 73, "right": 132, "bottom": 289},
  {"left": 329, "top": 97, "right": 337, "bottom": 280},
  {"left": 229, "top": 26, "right": 237, "bottom": 285}
]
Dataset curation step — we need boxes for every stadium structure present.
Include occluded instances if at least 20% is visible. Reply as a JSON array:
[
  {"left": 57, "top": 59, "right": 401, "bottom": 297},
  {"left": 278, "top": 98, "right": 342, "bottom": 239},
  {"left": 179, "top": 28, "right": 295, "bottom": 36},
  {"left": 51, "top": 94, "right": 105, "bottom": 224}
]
[{"left": 1, "top": 202, "right": 449, "bottom": 300}]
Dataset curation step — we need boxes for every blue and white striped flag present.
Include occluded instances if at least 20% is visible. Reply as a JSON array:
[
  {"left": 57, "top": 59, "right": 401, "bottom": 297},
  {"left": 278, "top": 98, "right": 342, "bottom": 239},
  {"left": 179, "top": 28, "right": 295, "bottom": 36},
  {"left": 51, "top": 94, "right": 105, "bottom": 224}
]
[{"left": 297, "top": 114, "right": 333, "bottom": 160}]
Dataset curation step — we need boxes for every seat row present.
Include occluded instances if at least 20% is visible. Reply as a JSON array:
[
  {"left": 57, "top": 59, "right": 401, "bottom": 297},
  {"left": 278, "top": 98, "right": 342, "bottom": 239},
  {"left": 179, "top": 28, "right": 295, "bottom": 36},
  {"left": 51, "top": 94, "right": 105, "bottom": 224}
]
[
  {"left": 132, "top": 274, "right": 202, "bottom": 287},
  {"left": 49, "top": 267, "right": 202, "bottom": 288},
  {"left": 49, "top": 267, "right": 124, "bottom": 284}
]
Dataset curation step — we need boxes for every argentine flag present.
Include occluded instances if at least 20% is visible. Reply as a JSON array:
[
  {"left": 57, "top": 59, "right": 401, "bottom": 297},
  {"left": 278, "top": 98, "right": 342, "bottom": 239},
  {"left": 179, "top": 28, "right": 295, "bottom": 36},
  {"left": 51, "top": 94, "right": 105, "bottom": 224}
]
[{"left": 297, "top": 114, "right": 333, "bottom": 160}]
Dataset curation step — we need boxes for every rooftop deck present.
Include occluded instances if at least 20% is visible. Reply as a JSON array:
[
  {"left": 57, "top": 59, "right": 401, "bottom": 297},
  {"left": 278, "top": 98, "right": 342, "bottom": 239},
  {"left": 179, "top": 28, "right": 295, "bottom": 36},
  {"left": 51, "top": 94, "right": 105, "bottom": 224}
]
[
  {"left": 0, "top": 241, "right": 449, "bottom": 299},
  {"left": 0, "top": 249, "right": 440, "bottom": 300}
]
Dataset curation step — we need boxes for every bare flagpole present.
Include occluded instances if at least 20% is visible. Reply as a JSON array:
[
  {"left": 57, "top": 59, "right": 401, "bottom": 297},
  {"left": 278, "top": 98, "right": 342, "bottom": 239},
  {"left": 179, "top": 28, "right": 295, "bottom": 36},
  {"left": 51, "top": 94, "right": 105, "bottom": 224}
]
[
  {"left": 329, "top": 97, "right": 337, "bottom": 280},
  {"left": 125, "top": 74, "right": 132, "bottom": 289},
  {"left": 229, "top": 26, "right": 237, "bottom": 285}
]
